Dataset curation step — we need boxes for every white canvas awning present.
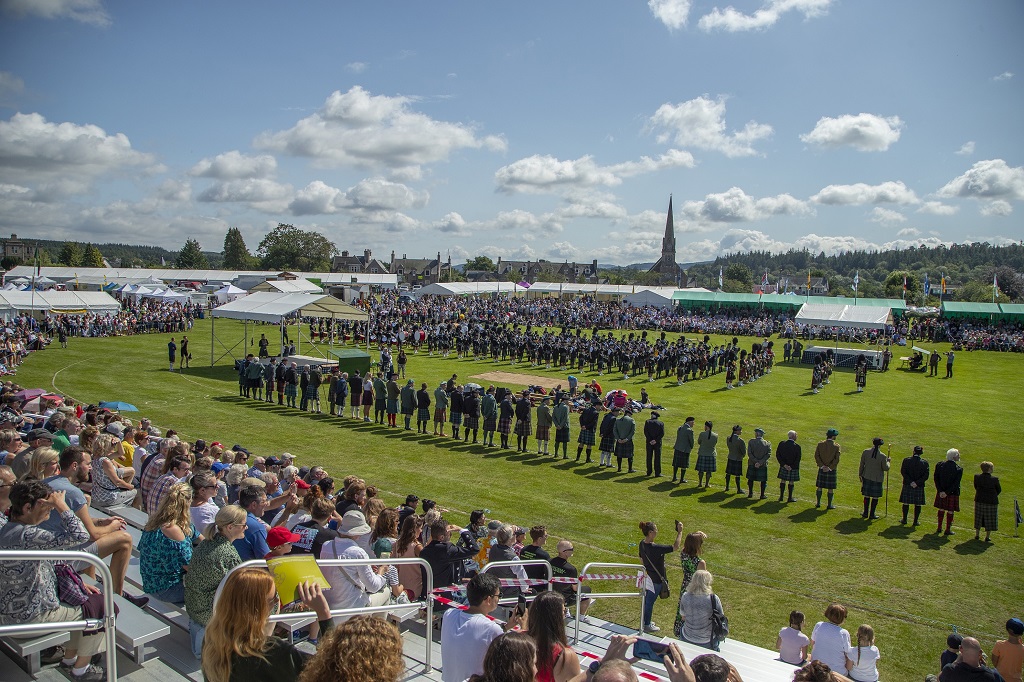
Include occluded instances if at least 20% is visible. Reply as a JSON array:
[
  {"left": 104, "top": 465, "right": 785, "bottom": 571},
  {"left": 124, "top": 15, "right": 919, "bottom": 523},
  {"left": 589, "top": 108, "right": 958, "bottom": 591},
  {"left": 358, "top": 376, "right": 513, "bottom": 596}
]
[
  {"left": 212, "top": 292, "right": 368, "bottom": 323},
  {"left": 795, "top": 303, "right": 893, "bottom": 329},
  {"left": 0, "top": 290, "right": 120, "bottom": 314},
  {"left": 214, "top": 284, "right": 247, "bottom": 303}
]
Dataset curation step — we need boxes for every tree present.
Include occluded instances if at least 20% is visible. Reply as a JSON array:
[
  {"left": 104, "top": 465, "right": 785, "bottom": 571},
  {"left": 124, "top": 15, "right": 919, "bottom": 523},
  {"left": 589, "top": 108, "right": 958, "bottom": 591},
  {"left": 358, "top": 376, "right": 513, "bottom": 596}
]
[
  {"left": 82, "top": 244, "right": 105, "bottom": 268},
  {"left": 724, "top": 263, "right": 752, "bottom": 288},
  {"left": 464, "top": 256, "right": 496, "bottom": 272},
  {"left": 57, "top": 242, "right": 82, "bottom": 267},
  {"left": 176, "top": 238, "right": 210, "bottom": 269},
  {"left": 0, "top": 256, "right": 20, "bottom": 271},
  {"left": 222, "top": 227, "right": 254, "bottom": 270},
  {"left": 884, "top": 270, "right": 921, "bottom": 301},
  {"left": 257, "top": 224, "right": 337, "bottom": 272},
  {"left": 958, "top": 280, "right": 1010, "bottom": 304},
  {"left": 988, "top": 265, "right": 1023, "bottom": 301}
]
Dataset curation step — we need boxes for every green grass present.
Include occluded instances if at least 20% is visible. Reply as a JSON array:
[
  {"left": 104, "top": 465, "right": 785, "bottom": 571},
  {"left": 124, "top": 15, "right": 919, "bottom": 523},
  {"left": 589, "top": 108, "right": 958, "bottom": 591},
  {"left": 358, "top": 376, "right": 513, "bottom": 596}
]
[{"left": 18, "top": 319, "right": 1024, "bottom": 682}]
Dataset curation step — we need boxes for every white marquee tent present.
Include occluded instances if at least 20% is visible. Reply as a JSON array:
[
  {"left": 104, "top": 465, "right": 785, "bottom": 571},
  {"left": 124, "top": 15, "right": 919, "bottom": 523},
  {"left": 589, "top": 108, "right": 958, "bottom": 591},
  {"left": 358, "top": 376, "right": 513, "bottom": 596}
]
[
  {"left": 214, "top": 284, "right": 247, "bottom": 303},
  {"left": 0, "top": 290, "right": 120, "bottom": 316},
  {"left": 794, "top": 303, "right": 893, "bottom": 329}
]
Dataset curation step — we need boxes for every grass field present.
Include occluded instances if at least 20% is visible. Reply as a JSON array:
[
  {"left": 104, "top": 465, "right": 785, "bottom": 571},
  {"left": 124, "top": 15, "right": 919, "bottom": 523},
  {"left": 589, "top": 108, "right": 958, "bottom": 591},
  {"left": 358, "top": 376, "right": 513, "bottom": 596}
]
[{"left": 17, "top": 318, "right": 1023, "bottom": 681}]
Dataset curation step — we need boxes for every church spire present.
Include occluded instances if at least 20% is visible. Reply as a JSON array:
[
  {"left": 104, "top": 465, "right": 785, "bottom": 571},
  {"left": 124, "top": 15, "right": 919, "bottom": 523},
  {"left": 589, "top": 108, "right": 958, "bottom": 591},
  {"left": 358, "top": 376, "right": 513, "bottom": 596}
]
[{"left": 662, "top": 194, "right": 675, "bottom": 258}]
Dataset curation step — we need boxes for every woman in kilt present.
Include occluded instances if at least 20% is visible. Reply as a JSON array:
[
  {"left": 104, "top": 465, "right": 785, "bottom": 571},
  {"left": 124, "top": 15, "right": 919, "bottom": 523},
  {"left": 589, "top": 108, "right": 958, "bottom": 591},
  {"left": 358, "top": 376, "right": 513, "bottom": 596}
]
[
  {"left": 497, "top": 392, "right": 514, "bottom": 449},
  {"left": 449, "top": 385, "right": 464, "bottom": 440},
  {"left": 933, "top": 448, "right": 963, "bottom": 535},
  {"left": 481, "top": 386, "right": 498, "bottom": 447},
  {"left": 898, "top": 445, "right": 929, "bottom": 526},
  {"left": 598, "top": 408, "right": 618, "bottom": 467},
  {"left": 575, "top": 402, "right": 599, "bottom": 463},
  {"left": 695, "top": 421, "right": 718, "bottom": 488},
  {"left": 534, "top": 396, "right": 552, "bottom": 455},
  {"left": 973, "top": 461, "right": 1001, "bottom": 542},
  {"left": 814, "top": 428, "right": 841, "bottom": 509},
  {"left": 724, "top": 425, "right": 745, "bottom": 493},
  {"left": 858, "top": 437, "right": 890, "bottom": 520},
  {"left": 513, "top": 391, "right": 532, "bottom": 453}
]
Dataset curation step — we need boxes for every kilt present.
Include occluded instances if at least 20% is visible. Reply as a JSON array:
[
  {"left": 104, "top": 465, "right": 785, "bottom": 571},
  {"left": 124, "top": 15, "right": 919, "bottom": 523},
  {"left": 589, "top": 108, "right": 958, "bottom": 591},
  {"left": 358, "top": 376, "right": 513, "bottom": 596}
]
[
  {"left": 450, "top": 411, "right": 463, "bottom": 426},
  {"left": 362, "top": 390, "right": 374, "bottom": 404},
  {"left": 265, "top": 379, "right": 275, "bottom": 391},
  {"left": 483, "top": 415, "right": 498, "bottom": 431},
  {"left": 599, "top": 435, "right": 616, "bottom": 452},
  {"left": 555, "top": 427, "right": 570, "bottom": 443},
  {"left": 464, "top": 415, "right": 480, "bottom": 430},
  {"left": 284, "top": 383, "right": 298, "bottom": 398},
  {"left": 351, "top": 392, "right": 361, "bottom": 406},
  {"left": 303, "top": 385, "right": 319, "bottom": 400},
  {"left": 614, "top": 440, "right": 634, "bottom": 459},
  {"left": 535, "top": 425, "right": 551, "bottom": 440},
  {"left": 498, "top": 416, "right": 512, "bottom": 434},
  {"left": 578, "top": 429, "right": 596, "bottom": 446},
  {"left": 899, "top": 484, "right": 925, "bottom": 506},
  {"left": 417, "top": 408, "right": 431, "bottom": 422},
  {"left": 434, "top": 408, "right": 447, "bottom": 423},
  {"left": 725, "top": 459, "right": 744, "bottom": 477},
  {"left": 514, "top": 419, "right": 532, "bottom": 436},
  {"left": 746, "top": 462, "right": 768, "bottom": 482},
  {"left": 401, "top": 404, "right": 414, "bottom": 416},
  {"left": 386, "top": 398, "right": 398, "bottom": 414},
  {"left": 777, "top": 466, "right": 800, "bottom": 482},
  {"left": 375, "top": 397, "right": 386, "bottom": 411},
  {"left": 815, "top": 469, "right": 838, "bottom": 490},
  {"left": 860, "top": 479, "right": 884, "bottom": 499},
  {"left": 672, "top": 450, "right": 690, "bottom": 468},
  {"left": 934, "top": 492, "right": 960, "bottom": 512},
  {"left": 974, "top": 501, "right": 998, "bottom": 530},
  {"left": 695, "top": 454, "right": 716, "bottom": 473}
]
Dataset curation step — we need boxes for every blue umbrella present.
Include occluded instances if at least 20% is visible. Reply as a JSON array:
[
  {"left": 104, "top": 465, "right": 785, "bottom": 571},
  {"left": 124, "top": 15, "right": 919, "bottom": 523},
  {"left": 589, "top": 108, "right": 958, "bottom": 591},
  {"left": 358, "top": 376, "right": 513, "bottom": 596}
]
[{"left": 99, "top": 401, "right": 139, "bottom": 412}]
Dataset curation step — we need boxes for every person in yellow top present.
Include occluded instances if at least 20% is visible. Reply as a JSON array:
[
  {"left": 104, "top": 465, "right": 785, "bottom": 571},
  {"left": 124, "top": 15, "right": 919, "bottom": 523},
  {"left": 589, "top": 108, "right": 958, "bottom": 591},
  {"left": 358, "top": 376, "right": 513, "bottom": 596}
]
[
  {"left": 814, "top": 428, "right": 841, "bottom": 510},
  {"left": 992, "top": 617, "right": 1024, "bottom": 682},
  {"left": 106, "top": 423, "right": 136, "bottom": 468}
]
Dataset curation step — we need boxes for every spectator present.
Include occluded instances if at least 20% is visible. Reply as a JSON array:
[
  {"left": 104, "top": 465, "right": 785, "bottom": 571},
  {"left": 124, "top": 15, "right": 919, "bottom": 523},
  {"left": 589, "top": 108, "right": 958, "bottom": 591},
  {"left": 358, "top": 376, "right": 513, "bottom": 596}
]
[
  {"left": 942, "top": 633, "right": 964, "bottom": 670},
  {"left": 421, "top": 519, "right": 480, "bottom": 590},
  {"left": 233, "top": 484, "right": 271, "bottom": 561},
  {"left": 678, "top": 569, "right": 725, "bottom": 651},
  {"left": 202, "top": 570, "right": 331, "bottom": 682},
  {"left": 639, "top": 519, "right": 683, "bottom": 634},
  {"left": 25, "top": 446, "right": 60, "bottom": 481},
  {"left": 335, "top": 478, "right": 366, "bottom": 517},
  {"left": 469, "top": 631, "right": 538, "bottom": 682},
  {"left": 89, "top": 432, "right": 137, "bottom": 507},
  {"left": 777, "top": 610, "right": 810, "bottom": 666},
  {"left": 393, "top": 514, "right": 425, "bottom": 601},
  {"left": 673, "top": 531, "right": 708, "bottom": 637},
  {"left": 689, "top": 653, "right": 733, "bottom": 682},
  {"left": 488, "top": 523, "right": 528, "bottom": 598},
  {"left": 139, "top": 481, "right": 199, "bottom": 605},
  {"left": 441, "top": 572, "right": 515, "bottom": 682},
  {"left": 189, "top": 471, "right": 220, "bottom": 534},
  {"left": 298, "top": 616, "right": 405, "bottom": 682},
  {"left": 521, "top": 525, "right": 552, "bottom": 581},
  {"left": 289, "top": 497, "right": 340, "bottom": 559},
  {"left": 320, "top": 510, "right": 390, "bottom": 621},
  {"left": 940, "top": 636, "right": 1005, "bottom": 681},
  {"left": 811, "top": 603, "right": 852, "bottom": 674},
  {"left": 992, "top": 617, "right": 1024, "bottom": 682},
  {"left": 266, "top": 526, "right": 300, "bottom": 558},
  {"left": 793, "top": 660, "right": 848, "bottom": 682},
  {"left": 183, "top": 504, "right": 245, "bottom": 659},
  {"left": 0, "top": 463, "right": 14, "bottom": 525},
  {"left": 845, "top": 624, "right": 880, "bottom": 682},
  {"left": 526, "top": 590, "right": 582, "bottom": 682},
  {"left": 550, "top": 539, "right": 591, "bottom": 621},
  {"left": 147, "top": 454, "right": 192, "bottom": 515}
]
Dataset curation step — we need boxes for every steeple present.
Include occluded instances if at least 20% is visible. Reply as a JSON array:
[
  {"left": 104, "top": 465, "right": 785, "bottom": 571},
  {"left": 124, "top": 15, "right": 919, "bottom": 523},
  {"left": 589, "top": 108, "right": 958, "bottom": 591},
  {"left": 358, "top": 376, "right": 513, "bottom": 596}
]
[{"left": 661, "top": 195, "right": 675, "bottom": 259}]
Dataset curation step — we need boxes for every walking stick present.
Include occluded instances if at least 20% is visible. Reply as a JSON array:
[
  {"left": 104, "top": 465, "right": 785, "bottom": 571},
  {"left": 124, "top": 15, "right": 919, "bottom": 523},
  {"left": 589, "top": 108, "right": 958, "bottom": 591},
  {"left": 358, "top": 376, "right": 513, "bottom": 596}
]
[{"left": 884, "top": 444, "right": 891, "bottom": 517}]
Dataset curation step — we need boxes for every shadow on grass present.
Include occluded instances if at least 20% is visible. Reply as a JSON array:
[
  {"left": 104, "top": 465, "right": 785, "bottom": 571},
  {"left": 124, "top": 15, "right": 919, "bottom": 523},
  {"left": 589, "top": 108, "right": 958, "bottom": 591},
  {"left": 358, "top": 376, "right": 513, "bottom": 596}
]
[
  {"left": 912, "top": 532, "right": 950, "bottom": 551},
  {"left": 843, "top": 390, "right": 861, "bottom": 396},
  {"left": 585, "top": 470, "right": 625, "bottom": 481},
  {"left": 878, "top": 525, "right": 915, "bottom": 540},
  {"left": 835, "top": 518, "right": 873, "bottom": 535},
  {"left": 953, "top": 539, "right": 991, "bottom": 555},
  {"left": 668, "top": 485, "right": 704, "bottom": 498},
  {"left": 614, "top": 474, "right": 647, "bottom": 484},
  {"left": 751, "top": 500, "right": 787, "bottom": 514},
  {"left": 649, "top": 480, "right": 678, "bottom": 493},
  {"left": 722, "top": 496, "right": 759, "bottom": 510},
  {"left": 789, "top": 508, "right": 827, "bottom": 523},
  {"left": 698, "top": 491, "right": 731, "bottom": 504}
]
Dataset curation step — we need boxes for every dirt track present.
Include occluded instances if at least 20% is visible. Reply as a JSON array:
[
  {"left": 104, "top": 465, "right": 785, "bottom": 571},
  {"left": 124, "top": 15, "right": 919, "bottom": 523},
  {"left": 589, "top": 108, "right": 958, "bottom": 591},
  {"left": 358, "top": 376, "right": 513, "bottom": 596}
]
[{"left": 470, "top": 370, "right": 565, "bottom": 390}]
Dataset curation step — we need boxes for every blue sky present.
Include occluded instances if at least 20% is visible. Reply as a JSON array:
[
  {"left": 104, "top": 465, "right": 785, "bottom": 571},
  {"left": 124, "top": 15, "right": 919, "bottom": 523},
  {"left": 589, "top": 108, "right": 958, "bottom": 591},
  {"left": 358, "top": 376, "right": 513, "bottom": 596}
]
[{"left": 0, "top": 0, "right": 1021, "bottom": 265}]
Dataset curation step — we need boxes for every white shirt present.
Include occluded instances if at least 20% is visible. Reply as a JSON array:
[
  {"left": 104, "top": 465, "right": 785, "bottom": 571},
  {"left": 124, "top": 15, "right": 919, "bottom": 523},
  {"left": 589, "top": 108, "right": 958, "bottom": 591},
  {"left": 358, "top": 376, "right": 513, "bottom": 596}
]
[
  {"left": 189, "top": 502, "right": 219, "bottom": 535},
  {"left": 440, "top": 609, "right": 503, "bottom": 682},
  {"left": 811, "top": 621, "right": 851, "bottom": 673},
  {"left": 847, "top": 644, "right": 880, "bottom": 682},
  {"left": 321, "top": 538, "right": 386, "bottom": 611}
]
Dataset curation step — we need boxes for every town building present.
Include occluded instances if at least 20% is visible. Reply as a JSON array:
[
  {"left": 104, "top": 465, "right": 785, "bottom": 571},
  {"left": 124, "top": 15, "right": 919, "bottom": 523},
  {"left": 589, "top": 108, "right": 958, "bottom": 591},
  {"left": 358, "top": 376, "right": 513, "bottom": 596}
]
[
  {"left": 390, "top": 251, "right": 453, "bottom": 287},
  {"left": 331, "top": 248, "right": 390, "bottom": 274},
  {"left": 647, "top": 197, "right": 688, "bottom": 287}
]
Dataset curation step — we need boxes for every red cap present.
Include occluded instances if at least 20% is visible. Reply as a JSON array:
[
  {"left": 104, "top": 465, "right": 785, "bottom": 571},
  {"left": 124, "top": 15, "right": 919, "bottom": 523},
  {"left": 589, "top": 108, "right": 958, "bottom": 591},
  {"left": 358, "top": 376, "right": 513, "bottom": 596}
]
[
  {"left": 294, "top": 479, "right": 311, "bottom": 489},
  {"left": 266, "top": 526, "right": 300, "bottom": 549}
]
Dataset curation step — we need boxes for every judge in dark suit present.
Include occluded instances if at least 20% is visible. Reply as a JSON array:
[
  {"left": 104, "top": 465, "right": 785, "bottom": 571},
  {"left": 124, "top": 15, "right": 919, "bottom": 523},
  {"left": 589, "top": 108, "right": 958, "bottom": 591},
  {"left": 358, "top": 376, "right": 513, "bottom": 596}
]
[
  {"left": 643, "top": 412, "right": 665, "bottom": 477},
  {"left": 899, "top": 445, "right": 929, "bottom": 525},
  {"left": 776, "top": 430, "right": 802, "bottom": 503}
]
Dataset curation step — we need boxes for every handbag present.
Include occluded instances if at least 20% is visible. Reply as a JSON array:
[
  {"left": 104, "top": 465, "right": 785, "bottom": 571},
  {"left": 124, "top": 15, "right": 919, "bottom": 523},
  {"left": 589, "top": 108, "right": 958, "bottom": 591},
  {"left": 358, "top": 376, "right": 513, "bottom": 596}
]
[
  {"left": 639, "top": 544, "right": 671, "bottom": 600},
  {"left": 709, "top": 593, "right": 729, "bottom": 648},
  {"left": 54, "top": 562, "right": 90, "bottom": 607}
]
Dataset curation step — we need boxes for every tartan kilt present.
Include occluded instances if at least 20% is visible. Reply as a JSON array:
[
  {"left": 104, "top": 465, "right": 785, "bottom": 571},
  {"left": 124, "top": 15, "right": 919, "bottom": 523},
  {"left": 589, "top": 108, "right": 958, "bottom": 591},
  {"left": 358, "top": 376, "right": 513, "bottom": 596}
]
[
  {"left": 284, "top": 383, "right": 298, "bottom": 398},
  {"left": 483, "top": 415, "right": 498, "bottom": 431},
  {"left": 535, "top": 424, "right": 551, "bottom": 440},
  {"left": 860, "top": 479, "right": 884, "bottom": 499},
  {"left": 514, "top": 419, "right": 532, "bottom": 436},
  {"left": 746, "top": 462, "right": 768, "bottom": 482},
  {"left": 578, "top": 429, "right": 596, "bottom": 446},
  {"left": 434, "top": 408, "right": 447, "bottom": 423},
  {"left": 350, "top": 392, "right": 361, "bottom": 406},
  {"left": 386, "top": 398, "right": 399, "bottom": 414},
  {"left": 401, "top": 404, "right": 414, "bottom": 416},
  {"left": 899, "top": 484, "right": 925, "bottom": 506},
  {"left": 450, "top": 411, "right": 463, "bottom": 426},
  {"left": 614, "top": 440, "right": 634, "bottom": 459},
  {"left": 777, "top": 466, "right": 800, "bottom": 482},
  {"left": 375, "top": 397, "right": 386, "bottom": 411},
  {"left": 815, "top": 469, "right": 838, "bottom": 490},
  {"left": 417, "top": 407, "right": 431, "bottom": 422},
  {"left": 973, "top": 501, "right": 998, "bottom": 530},
  {"left": 303, "top": 385, "right": 319, "bottom": 400},
  {"left": 934, "top": 492, "right": 960, "bottom": 512},
  {"left": 672, "top": 450, "right": 690, "bottom": 468},
  {"left": 555, "top": 427, "right": 570, "bottom": 443},
  {"left": 498, "top": 416, "right": 512, "bottom": 434},
  {"left": 725, "top": 459, "right": 744, "bottom": 477},
  {"left": 695, "top": 454, "right": 716, "bottom": 473},
  {"left": 464, "top": 415, "right": 480, "bottom": 430},
  {"left": 599, "top": 435, "right": 616, "bottom": 452}
]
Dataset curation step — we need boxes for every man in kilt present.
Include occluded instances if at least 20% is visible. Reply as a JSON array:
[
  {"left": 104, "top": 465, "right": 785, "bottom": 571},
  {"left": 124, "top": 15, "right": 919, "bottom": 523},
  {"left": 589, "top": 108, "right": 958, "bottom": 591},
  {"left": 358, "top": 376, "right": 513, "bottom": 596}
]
[
  {"left": 449, "top": 384, "right": 464, "bottom": 440},
  {"left": 575, "top": 400, "right": 599, "bottom": 463},
  {"left": 514, "top": 390, "right": 532, "bottom": 453},
  {"left": 934, "top": 448, "right": 963, "bottom": 536},
  {"left": 463, "top": 388, "right": 481, "bottom": 443},
  {"left": 433, "top": 381, "right": 449, "bottom": 436},
  {"left": 612, "top": 408, "right": 636, "bottom": 473},
  {"left": 973, "top": 461, "right": 1000, "bottom": 542},
  {"left": 284, "top": 361, "right": 299, "bottom": 408},
  {"left": 497, "top": 391, "right": 514, "bottom": 449},
  {"left": 598, "top": 407, "right": 618, "bottom": 467},
  {"left": 373, "top": 373, "right": 387, "bottom": 424},
  {"left": 854, "top": 355, "right": 868, "bottom": 393},
  {"left": 858, "top": 437, "right": 890, "bottom": 520},
  {"left": 814, "top": 428, "right": 841, "bottom": 510},
  {"left": 264, "top": 358, "right": 277, "bottom": 404},
  {"left": 671, "top": 416, "right": 695, "bottom": 483},
  {"left": 481, "top": 386, "right": 498, "bottom": 447},
  {"left": 416, "top": 382, "right": 431, "bottom": 434},
  {"left": 400, "top": 378, "right": 416, "bottom": 430},
  {"left": 552, "top": 395, "right": 571, "bottom": 459},
  {"left": 385, "top": 373, "right": 400, "bottom": 428},
  {"left": 746, "top": 427, "right": 772, "bottom": 499},
  {"left": 695, "top": 421, "right": 718, "bottom": 489},
  {"left": 535, "top": 396, "right": 552, "bottom": 455},
  {"left": 899, "top": 445, "right": 929, "bottom": 525},
  {"left": 724, "top": 424, "right": 746, "bottom": 492}
]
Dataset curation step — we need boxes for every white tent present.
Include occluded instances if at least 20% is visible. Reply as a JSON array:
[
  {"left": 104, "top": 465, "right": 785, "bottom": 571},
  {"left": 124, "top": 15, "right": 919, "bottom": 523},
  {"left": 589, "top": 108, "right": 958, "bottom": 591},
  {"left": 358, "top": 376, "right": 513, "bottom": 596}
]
[
  {"left": 624, "top": 287, "right": 681, "bottom": 308},
  {"left": 212, "top": 292, "right": 368, "bottom": 323},
  {"left": 795, "top": 303, "right": 892, "bottom": 329},
  {"left": 248, "top": 279, "right": 322, "bottom": 294},
  {"left": 0, "top": 290, "right": 120, "bottom": 315},
  {"left": 214, "top": 284, "right": 247, "bottom": 303}
]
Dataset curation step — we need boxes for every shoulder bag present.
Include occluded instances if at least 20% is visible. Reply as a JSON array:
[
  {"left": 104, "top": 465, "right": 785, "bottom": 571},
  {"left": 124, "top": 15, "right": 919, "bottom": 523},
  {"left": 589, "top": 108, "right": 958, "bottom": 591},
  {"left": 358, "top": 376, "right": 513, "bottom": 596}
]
[
  {"left": 709, "top": 593, "right": 729, "bottom": 648},
  {"left": 639, "top": 544, "right": 670, "bottom": 600}
]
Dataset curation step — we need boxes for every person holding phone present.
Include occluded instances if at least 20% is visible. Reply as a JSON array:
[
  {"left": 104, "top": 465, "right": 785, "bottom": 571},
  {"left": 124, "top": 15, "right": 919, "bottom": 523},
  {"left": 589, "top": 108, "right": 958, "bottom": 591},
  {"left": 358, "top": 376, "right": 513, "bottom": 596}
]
[
  {"left": 441, "top": 572, "right": 522, "bottom": 682},
  {"left": 638, "top": 519, "right": 683, "bottom": 634}
]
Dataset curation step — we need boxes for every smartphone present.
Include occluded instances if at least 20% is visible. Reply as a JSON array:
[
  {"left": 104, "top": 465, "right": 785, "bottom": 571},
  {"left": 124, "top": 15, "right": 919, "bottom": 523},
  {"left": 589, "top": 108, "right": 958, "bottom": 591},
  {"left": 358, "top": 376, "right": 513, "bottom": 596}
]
[
  {"left": 515, "top": 594, "right": 527, "bottom": 617},
  {"left": 632, "top": 638, "right": 671, "bottom": 663}
]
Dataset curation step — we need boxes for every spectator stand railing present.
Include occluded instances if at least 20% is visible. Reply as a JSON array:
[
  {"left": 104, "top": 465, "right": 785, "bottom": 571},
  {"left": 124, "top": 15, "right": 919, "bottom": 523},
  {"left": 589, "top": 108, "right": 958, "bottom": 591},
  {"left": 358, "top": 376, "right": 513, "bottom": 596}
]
[
  {"left": 222, "top": 557, "right": 434, "bottom": 672},
  {"left": 569, "top": 562, "right": 646, "bottom": 645},
  {"left": 0, "top": 550, "right": 118, "bottom": 682},
  {"left": 480, "top": 559, "right": 553, "bottom": 609}
]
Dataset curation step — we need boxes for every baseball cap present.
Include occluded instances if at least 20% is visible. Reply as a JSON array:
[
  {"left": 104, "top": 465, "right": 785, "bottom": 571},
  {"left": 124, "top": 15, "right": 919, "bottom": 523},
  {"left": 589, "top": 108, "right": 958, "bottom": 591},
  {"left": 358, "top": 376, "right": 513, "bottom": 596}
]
[
  {"left": 1008, "top": 618, "right": 1024, "bottom": 636},
  {"left": 232, "top": 444, "right": 250, "bottom": 455},
  {"left": 293, "top": 479, "right": 311, "bottom": 490},
  {"left": 211, "top": 462, "right": 230, "bottom": 474},
  {"left": 27, "top": 428, "right": 54, "bottom": 441},
  {"left": 104, "top": 423, "right": 124, "bottom": 437},
  {"left": 826, "top": 428, "right": 839, "bottom": 438},
  {"left": 265, "top": 456, "right": 282, "bottom": 467},
  {"left": 266, "top": 526, "right": 300, "bottom": 550}
]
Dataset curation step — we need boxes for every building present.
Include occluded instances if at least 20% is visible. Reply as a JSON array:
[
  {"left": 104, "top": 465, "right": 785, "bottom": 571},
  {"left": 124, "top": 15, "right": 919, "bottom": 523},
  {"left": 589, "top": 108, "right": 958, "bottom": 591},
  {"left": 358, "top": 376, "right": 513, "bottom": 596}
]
[
  {"left": 2, "top": 234, "right": 31, "bottom": 263},
  {"left": 647, "top": 197, "right": 687, "bottom": 287},
  {"left": 776, "top": 276, "right": 830, "bottom": 296},
  {"left": 331, "top": 249, "right": 390, "bottom": 274},
  {"left": 494, "top": 258, "right": 599, "bottom": 284},
  {"left": 390, "top": 251, "right": 453, "bottom": 287}
]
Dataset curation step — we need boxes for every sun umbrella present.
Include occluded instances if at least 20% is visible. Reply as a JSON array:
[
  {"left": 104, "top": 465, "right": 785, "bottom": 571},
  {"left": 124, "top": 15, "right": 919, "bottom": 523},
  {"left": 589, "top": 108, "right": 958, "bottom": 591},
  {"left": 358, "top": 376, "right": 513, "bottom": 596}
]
[
  {"left": 14, "top": 388, "right": 46, "bottom": 401},
  {"left": 98, "top": 401, "right": 139, "bottom": 412},
  {"left": 23, "top": 394, "right": 63, "bottom": 412}
]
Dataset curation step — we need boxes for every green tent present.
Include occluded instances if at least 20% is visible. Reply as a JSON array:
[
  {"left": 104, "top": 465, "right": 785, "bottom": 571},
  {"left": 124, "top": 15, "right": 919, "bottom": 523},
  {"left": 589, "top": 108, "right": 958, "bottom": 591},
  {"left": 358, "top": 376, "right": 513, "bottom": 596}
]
[
  {"left": 941, "top": 301, "right": 1002, "bottom": 319},
  {"left": 331, "top": 348, "right": 372, "bottom": 376},
  {"left": 999, "top": 303, "right": 1024, "bottom": 318}
]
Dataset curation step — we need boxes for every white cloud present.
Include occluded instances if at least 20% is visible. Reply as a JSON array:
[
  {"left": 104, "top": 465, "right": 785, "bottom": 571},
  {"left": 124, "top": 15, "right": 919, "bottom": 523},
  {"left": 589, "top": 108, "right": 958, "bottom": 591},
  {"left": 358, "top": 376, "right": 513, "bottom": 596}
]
[
  {"left": 678, "top": 186, "right": 812, "bottom": 228},
  {"left": 346, "top": 62, "right": 368, "bottom": 73},
  {"left": 980, "top": 200, "right": 1013, "bottom": 217},
  {"left": 156, "top": 179, "right": 191, "bottom": 203},
  {"left": 196, "top": 178, "right": 293, "bottom": 213},
  {"left": 254, "top": 86, "right": 506, "bottom": 174},
  {"left": 555, "top": 194, "right": 629, "bottom": 221},
  {"left": 0, "top": 0, "right": 110, "bottom": 26},
  {"left": 345, "top": 177, "right": 429, "bottom": 210},
  {"left": 648, "top": 0, "right": 692, "bottom": 29},
  {"left": 348, "top": 209, "right": 420, "bottom": 233},
  {"left": 494, "top": 149, "right": 693, "bottom": 194},
  {"left": 800, "top": 113, "right": 903, "bottom": 152},
  {"left": 992, "top": 71, "right": 1014, "bottom": 82},
  {"left": 916, "top": 201, "right": 959, "bottom": 216},
  {"left": 870, "top": 207, "right": 906, "bottom": 225},
  {"left": 433, "top": 212, "right": 471, "bottom": 235},
  {"left": 955, "top": 141, "right": 975, "bottom": 156},
  {"left": 189, "top": 150, "right": 277, "bottom": 179},
  {"left": 649, "top": 96, "right": 772, "bottom": 157},
  {"left": 493, "top": 209, "right": 562, "bottom": 234},
  {"left": 698, "top": 0, "right": 832, "bottom": 33},
  {"left": 937, "top": 159, "right": 1024, "bottom": 201},
  {"left": 811, "top": 180, "right": 919, "bottom": 205},
  {"left": 682, "top": 229, "right": 952, "bottom": 262},
  {"left": 288, "top": 180, "right": 346, "bottom": 216},
  {"left": 896, "top": 227, "right": 920, "bottom": 237}
]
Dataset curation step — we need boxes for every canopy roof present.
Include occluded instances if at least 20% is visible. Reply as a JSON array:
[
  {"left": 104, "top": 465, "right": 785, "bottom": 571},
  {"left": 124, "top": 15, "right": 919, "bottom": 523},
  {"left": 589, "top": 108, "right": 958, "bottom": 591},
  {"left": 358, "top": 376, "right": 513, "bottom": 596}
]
[
  {"left": 998, "top": 303, "right": 1024, "bottom": 317},
  {"left": 211, "top": 292, "right": 367, "bottom": 323},
  {"left": 623, "top": 287, "right": 680, "bottom": 307},
  {"left": 0, "top": 290, "right": 120, "bottom": 314},
  {"left": 795, "top": 303, "right": 893, "bottom": 329},
  {"left": 941, "top": 301, "right": 1002, "bottom": 317},
  {"left": 248, "top": 278, "right": 322, "bottom": 294}
]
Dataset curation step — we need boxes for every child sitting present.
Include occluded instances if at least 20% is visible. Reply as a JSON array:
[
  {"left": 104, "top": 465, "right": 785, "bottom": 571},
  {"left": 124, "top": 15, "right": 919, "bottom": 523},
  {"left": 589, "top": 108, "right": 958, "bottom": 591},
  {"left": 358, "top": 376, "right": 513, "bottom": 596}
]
[
  {"left": 846, "top": 624, "right": 881, "bottom": 682},
  {"left": 777, "top": 610, "right": 810, "bottom": 665}
]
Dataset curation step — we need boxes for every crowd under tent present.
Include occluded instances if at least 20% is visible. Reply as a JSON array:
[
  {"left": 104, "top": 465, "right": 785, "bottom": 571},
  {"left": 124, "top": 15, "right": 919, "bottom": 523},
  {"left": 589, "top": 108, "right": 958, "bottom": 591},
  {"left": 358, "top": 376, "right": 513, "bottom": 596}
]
[
  {"left": 941, "top": 301, "right": 1003, "bottom": 319},
  {"left": 209, "top": 292, "right": 368, "bottom": 366},
  {"left": 0, "top": 290, "right": 120, "bottom": 318}
]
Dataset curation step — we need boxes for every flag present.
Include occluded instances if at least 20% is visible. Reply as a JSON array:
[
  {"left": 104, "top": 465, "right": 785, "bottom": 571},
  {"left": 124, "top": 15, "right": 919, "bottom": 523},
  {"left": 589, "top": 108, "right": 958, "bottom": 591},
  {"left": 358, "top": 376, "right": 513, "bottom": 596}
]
[
  {"left": 903, "top": 276, "right": 907, "bottom": 291},
  {"left": 941, "top": 273, "right": 946, "bottom": 294},
  {"left": 1015, "top": 498, "right": 1022, "bottom": 528},
  {"left": 924, "top": 273, "right": 930, "bottom": 296},
  {"left": 994, "top": 273, "right": 999, "bottom": 295},
  {"left": 761, "top": 270, "right": 769, "bottom": 287},
  {"left": 718, "top": 267, "right": 723, "bottom": 289},
  {"left": 853, "top": 270, "right": 859, "bottom": 292}
]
